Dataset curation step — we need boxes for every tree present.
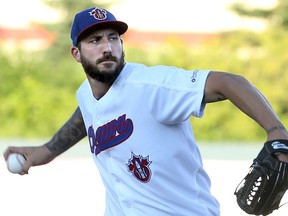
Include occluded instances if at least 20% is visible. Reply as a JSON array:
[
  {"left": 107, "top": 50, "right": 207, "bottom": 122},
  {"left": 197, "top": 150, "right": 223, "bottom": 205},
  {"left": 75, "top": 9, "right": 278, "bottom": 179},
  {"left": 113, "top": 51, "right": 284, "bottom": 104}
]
[{"left": 229, "top": 0, "right": 288, "bottom": 29}]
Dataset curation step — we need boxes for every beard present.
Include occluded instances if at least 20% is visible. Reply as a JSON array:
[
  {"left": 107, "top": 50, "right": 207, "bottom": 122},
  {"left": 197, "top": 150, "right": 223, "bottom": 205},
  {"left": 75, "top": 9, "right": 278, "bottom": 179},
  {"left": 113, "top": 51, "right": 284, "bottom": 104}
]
[{"left": 81, "top": 51, "right": 125, "bottom": 84}]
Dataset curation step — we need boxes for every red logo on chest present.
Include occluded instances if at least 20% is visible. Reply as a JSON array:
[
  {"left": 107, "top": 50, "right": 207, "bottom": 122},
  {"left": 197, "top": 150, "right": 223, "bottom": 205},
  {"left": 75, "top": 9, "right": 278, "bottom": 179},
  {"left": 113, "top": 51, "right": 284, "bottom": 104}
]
[{"left": 127, "top": 152, "right": 152, "bottom": 183}]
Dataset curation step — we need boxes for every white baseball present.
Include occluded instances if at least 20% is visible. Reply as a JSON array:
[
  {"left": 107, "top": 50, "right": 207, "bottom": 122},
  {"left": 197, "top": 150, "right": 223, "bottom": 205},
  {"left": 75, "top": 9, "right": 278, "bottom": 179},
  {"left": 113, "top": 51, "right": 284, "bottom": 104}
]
[{"left": 6, "top": 153, "right": 26, "bottom": 174}]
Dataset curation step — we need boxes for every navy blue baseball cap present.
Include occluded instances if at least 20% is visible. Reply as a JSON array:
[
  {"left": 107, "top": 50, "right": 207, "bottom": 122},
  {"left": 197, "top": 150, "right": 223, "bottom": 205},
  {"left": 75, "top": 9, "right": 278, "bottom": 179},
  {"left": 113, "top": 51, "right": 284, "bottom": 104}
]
[{"left": 70, "top": 7, "right": 128, "bottom": 46}]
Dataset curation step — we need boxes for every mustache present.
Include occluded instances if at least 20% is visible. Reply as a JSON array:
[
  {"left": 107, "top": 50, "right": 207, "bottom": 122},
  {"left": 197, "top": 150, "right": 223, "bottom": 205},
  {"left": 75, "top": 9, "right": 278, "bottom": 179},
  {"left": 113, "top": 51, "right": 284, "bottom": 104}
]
[{"left": 96, "top": 53, "right": 117, "bottom": 64}]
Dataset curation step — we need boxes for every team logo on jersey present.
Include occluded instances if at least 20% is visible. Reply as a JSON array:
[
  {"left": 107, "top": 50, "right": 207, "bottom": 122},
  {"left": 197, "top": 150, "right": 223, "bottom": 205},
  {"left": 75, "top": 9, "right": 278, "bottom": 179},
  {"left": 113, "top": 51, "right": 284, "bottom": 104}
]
[
  {"left": 127, "top": 152, "right": 152, "bottom": 183},
  {"left": 89, "top": 7, "right": 107, "bottom": 20},
  {"left": 88, "top": 114, "right": 134, "bottom": 155}
]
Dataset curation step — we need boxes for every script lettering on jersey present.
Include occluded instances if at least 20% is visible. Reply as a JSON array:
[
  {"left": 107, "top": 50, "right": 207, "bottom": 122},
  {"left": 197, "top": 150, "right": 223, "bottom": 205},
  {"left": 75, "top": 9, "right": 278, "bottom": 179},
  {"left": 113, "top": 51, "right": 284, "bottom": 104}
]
[{"left": 88, "top": 114, "right": 134, "bottom": 155}]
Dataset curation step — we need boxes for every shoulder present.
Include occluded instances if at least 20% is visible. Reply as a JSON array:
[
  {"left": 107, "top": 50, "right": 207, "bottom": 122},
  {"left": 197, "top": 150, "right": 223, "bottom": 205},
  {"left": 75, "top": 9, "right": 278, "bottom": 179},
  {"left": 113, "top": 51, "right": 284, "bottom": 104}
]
[
  {"left": 126, "top": 62, "right": 211, "bottom": 88},
  {"left": 77, "top": 79, "right": 90, "bottom": 91},
  {"left": 76, "top": 80, "right": 92, "bottom": 97}
]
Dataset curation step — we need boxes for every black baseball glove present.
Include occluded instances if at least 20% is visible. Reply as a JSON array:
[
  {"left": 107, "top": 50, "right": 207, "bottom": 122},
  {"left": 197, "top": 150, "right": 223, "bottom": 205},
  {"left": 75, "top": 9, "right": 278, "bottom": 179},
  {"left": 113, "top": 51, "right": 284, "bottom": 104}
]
[{"left": 234, "top": 140, "right": 288, "bottom": 215}]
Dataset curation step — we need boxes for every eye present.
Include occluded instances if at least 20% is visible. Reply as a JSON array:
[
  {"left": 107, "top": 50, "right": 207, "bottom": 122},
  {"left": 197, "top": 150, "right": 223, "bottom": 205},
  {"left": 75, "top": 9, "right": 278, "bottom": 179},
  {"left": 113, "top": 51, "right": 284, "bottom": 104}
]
[
  {"left": 109, "top": 34, "right": 119, "bottom": 42},
  {"left": 90, "top": 36, "right": 102, "bottom": 44}
]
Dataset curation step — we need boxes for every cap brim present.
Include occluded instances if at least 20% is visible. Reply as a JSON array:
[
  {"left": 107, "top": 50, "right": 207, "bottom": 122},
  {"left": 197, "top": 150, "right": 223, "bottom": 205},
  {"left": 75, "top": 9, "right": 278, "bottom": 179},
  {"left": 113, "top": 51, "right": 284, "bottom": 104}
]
[{"left": 77, "top": 21, "right": 128, "bottom": 42}]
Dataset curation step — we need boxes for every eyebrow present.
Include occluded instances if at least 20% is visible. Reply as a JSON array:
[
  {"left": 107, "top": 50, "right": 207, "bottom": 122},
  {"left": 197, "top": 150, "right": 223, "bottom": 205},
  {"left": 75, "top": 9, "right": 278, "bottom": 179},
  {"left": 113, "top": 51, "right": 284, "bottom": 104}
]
[{"left": 94, "top": 30, "right": 118, "bottom": 37}]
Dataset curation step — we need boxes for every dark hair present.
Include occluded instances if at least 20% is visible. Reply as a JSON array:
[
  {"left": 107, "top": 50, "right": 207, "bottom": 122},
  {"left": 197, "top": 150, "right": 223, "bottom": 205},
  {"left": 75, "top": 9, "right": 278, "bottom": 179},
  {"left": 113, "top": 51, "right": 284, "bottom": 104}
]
[{"left": 76, "top": 41, "right": 81, "bottom": 50}]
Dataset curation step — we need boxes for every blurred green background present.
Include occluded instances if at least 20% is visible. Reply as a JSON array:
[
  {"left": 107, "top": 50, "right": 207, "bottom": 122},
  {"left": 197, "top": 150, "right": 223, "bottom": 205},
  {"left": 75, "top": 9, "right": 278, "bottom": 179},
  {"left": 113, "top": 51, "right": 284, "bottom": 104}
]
[{"left": 1, "top": 0, "right": 288, "bottom": 141}]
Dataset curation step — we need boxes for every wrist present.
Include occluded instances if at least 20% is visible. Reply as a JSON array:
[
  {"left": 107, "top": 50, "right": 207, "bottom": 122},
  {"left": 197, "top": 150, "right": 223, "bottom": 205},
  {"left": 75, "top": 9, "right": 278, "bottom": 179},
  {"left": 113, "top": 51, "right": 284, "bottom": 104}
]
[
  {"left": 266, "top": 126, "right": 288, "bottom": 141},
  {"left": 266, "top": 126, "right": 286, "bottom": 134}
]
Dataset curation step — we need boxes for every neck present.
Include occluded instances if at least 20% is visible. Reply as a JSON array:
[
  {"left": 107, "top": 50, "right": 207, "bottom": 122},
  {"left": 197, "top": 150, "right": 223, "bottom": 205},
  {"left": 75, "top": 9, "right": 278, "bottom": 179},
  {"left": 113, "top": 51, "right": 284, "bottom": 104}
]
[{"left": 87, "top": 77, "right": 112, "bottom": 100}]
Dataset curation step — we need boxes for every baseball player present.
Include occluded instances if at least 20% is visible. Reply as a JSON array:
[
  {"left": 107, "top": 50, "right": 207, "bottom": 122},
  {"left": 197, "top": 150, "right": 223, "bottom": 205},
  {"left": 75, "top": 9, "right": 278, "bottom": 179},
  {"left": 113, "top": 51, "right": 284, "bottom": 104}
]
[{"left": 4, "top": 6, "right": 288, "bottom": 216}]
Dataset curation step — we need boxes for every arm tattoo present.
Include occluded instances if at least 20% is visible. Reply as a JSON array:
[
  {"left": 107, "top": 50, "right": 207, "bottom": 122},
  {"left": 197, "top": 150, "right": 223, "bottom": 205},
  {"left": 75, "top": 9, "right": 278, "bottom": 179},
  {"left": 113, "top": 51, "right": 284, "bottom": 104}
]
[
  {"left": 267, "top": 126, "right": 286, "bottom": 134},
  {"left": 45, "top": 107, "right": 87, "bottom": 157}
]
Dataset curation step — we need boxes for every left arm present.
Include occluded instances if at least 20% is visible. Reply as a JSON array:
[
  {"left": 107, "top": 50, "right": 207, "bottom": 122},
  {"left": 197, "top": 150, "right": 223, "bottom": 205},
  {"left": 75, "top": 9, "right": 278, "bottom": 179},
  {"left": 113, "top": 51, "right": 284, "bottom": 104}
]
[{"left": 204, "top": 71, "right": 288, "bottom": 161}]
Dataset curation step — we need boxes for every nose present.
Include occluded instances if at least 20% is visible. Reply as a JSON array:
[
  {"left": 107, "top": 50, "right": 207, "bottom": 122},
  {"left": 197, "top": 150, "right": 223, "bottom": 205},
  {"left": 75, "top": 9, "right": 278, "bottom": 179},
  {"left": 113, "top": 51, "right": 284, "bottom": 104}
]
[{"left": 103, "top": 40, "right": 112, "bottom": 53}]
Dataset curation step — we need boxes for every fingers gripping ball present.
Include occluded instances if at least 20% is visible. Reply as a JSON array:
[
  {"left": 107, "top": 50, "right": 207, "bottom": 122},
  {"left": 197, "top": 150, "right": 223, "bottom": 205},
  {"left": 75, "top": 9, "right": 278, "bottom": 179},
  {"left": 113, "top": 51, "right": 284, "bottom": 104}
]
[{"left": 6, "top": 153, "right": 26, "bottom": 174}]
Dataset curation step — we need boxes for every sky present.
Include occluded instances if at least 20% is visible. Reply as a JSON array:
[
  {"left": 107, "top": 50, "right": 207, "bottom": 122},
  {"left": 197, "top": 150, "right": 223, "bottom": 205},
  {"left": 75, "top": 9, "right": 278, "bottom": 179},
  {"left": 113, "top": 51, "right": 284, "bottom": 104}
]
[
  {"left": 110, "top": 0, "right": 276, "bottom": 32},
  {"left": 0, "top": 0, "right": 276, "bottom": 32}
]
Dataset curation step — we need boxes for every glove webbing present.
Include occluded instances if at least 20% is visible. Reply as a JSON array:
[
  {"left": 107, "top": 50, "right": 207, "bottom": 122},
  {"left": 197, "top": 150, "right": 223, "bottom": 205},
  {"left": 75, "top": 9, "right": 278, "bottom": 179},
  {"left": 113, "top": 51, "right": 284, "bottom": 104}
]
[{"left": 235, "top": 163, "right": 269, "bottom": 215}]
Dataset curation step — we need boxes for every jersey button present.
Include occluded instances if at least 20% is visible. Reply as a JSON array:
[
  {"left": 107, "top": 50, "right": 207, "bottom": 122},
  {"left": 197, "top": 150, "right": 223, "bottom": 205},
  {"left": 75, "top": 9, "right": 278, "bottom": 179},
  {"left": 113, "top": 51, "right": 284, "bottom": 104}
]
[{"left": 115, "top": 178, "right": 120, "bottom": 183}]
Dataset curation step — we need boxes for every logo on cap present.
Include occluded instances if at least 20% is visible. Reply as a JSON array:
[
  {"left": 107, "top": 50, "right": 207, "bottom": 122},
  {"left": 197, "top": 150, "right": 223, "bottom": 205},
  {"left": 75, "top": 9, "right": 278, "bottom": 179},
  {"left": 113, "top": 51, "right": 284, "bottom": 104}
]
[{"left": 89, "top": 7, "right": 107, "bottom": 20}]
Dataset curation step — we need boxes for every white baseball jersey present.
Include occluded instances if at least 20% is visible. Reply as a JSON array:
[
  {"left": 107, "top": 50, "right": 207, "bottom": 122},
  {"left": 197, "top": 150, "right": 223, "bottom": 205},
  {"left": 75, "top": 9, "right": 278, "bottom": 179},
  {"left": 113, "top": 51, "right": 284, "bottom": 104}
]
[{"left": 77, "top": 62, "right": 220, "bottom": 216}]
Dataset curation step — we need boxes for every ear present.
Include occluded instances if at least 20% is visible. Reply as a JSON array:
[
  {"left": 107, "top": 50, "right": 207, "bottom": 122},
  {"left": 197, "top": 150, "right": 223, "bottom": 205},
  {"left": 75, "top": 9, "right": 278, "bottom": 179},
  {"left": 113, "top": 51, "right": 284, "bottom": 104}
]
[{"left": 71, "top": 46, "right": 81, "bottom": 63}]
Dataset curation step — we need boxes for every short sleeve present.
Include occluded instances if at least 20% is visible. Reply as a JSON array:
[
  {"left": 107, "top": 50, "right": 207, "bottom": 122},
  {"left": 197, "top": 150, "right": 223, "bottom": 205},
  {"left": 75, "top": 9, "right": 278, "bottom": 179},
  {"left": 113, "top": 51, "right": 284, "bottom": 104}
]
[{"left": 131, "top": 66, "right": 210, "bottom": 125}]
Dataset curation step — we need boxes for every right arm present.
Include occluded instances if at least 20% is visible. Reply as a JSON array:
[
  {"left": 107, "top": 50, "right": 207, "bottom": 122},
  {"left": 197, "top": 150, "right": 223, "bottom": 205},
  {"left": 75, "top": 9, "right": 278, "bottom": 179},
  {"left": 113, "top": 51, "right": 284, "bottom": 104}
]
[
  {"left": 45, "top": 106, "right": 87, "bottom": 157},
  {"left": 3, "top": 107, "right": 87, "bottom": 174}
]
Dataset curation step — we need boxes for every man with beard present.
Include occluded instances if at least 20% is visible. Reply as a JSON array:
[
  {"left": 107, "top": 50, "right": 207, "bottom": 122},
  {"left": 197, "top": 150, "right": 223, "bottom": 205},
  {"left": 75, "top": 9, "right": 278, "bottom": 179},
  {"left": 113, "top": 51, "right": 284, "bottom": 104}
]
[{"left": 4, "top": 6, "right": 288, "bottom": 216}]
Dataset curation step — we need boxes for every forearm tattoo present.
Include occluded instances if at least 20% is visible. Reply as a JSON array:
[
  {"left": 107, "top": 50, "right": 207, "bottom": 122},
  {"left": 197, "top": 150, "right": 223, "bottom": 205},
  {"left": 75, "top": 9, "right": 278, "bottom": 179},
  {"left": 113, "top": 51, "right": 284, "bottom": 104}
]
[
  {"left": 45, "top": 107, "right": 87, "bottom": 156},
  {"left": 267, "top": 126, "right": 286, "bottom": 134}
]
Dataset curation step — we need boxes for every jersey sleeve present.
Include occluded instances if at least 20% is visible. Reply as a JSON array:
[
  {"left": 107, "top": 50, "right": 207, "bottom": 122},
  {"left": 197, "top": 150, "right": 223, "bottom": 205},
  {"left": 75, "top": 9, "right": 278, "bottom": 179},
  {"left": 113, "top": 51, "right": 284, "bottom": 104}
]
[{"left": 133, "top": 66, "right": 210, "bottom": 125}]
